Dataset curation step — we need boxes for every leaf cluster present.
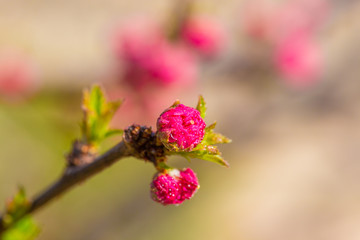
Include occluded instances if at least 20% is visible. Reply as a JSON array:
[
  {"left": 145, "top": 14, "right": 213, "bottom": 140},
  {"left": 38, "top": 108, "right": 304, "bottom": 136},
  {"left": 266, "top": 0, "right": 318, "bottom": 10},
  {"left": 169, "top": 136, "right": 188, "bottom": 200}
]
[
  {"left": 1, "top": 188, "right": 40, "bottom": 240},
  {"left": 80, "top": 85, "right": 123, "bottom": 146}
]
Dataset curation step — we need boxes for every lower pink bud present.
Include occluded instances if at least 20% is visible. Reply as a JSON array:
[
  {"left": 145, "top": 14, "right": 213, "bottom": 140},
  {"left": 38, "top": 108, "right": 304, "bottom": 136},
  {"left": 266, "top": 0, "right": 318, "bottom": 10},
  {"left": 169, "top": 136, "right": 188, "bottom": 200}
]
[
  {"left": 151, "top": 170, "right": 180, "bottom": 205},
  {"left": 178, "top": 168, "right": 199, "bottom": 201},
  {"left": 150, "top": 168, "right": 199, "bottom": 205}
]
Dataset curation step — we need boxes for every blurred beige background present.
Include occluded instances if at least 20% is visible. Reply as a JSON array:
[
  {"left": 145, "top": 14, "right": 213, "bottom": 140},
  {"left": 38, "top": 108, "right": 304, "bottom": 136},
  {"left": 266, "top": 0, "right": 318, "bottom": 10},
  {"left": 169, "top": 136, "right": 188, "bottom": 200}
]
[{"left": 1, "top": 0, "right": 360, "bottom": 239}]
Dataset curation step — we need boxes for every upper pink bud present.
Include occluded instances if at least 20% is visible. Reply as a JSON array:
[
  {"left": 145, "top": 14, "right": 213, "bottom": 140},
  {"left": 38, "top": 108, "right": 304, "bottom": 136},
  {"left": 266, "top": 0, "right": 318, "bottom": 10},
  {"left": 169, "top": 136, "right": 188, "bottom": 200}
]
[
  {"left": 150, "top": 168, "right": 199, "bottom": 205},
  {"left": 181, "top": 17, "right": 225, "bottom": 57},
  {"left": 157, "top": 104, "right": 206, "bottom": 151}
]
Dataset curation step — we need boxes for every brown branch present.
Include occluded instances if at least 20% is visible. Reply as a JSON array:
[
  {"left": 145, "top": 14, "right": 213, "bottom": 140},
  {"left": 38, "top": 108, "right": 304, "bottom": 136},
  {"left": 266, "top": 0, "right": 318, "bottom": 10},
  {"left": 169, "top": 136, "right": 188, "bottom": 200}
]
[{"left": 0, "top": 141, "right": 131, "bottom": 234}]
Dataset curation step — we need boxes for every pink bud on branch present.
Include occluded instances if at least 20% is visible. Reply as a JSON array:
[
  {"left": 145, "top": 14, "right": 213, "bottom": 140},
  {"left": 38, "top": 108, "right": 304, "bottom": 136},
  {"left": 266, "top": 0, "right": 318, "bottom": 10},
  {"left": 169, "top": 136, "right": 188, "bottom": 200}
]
[
  {"left": 157, "top": 104, "right": 206, "bottom": 151},
  {"left": 0, "top": 87, "right": 230, "bottom": 235},
  {"left": 151, "top": 168, "right": 199, "bottom": 205}
]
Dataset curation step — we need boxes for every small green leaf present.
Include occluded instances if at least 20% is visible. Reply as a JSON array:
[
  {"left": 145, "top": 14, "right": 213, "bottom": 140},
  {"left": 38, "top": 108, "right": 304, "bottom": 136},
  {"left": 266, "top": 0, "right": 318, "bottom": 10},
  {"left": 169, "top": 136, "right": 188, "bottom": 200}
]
[
  {"left": 194, "top": 152, "right": 229, "bottom": 167},
  {"left": 4, "top": 187, "right": 30, "bottom": 226},
  {"left": 2, "top": 217, "right": 40, "bottom": 240},
  {"left": 104, "top": 129, "right": 124, "bottom": 138},
  {"left": 81, "top": 85, "right": 123, "bottom": 145},
  {"left": 203, "top": 123, "right": 232, "bottom": 146},
  {"left": 156, "top": 161, "right": 172, "bottom": 171},
  {"left": 170, "top": 99, "right": 181, "bottom": 108},
  {"left": 196, "top": 95, "right": 206, "bottom": 119},
  {"left": 174, "top": 150, "right": 229, "bottom": 167},
  {"left": 89, "top": 85, "right": 105, "bottom": 116}
]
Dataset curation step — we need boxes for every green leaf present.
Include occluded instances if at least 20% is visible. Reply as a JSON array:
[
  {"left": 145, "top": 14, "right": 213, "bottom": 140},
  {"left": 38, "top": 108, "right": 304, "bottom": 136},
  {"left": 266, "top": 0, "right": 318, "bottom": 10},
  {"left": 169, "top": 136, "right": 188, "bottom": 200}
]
[
  {"left": 170, "top": 99, "right": 181, "bottom": 108},
  {"left": 203, "top": 122, "right": 232, "bottom": 146},
  {"left": 81, "top": 85, "right": 123, "bottom": 145},
  {"left": 167, "top": 119, "right": 231, "bottom": 167},
  {"left": 104, "top": 129, "right": 124, "bottom": 138},
  {"left": 2, "top": 217, "right": 40, "bottom": 240},
  {"left": 196, "top": 95, "right": 206, "bottom": 119},
  {"left": 4, "top": 187, "right": 30, "bottom": 226},
  {"left": 174, "top": 149, "right": 229, "bottom": 167},
  {"left": 1, "top": 188, "right": 41, "bottom": 240}
]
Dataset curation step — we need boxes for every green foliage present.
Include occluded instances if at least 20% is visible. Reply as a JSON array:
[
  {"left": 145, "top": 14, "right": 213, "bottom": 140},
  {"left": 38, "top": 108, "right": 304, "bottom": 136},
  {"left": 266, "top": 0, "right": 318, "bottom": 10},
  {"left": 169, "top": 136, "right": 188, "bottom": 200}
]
[
  {"left": 196, "top": 95, "right": 206, "bottom": 119},
  {"left": 202, "top": 122, "right": 231, "bottom": 145},
  {"left": 170, "top": 99, "right": 181, "bottom": 108},
  {"left": 170, "top": 97, "right": 231, "bottom": 167},
  {"left": 1, "top": 187, "right": 40, "bottom": 240},
  {"left": 81, "top": 85, "right": 123, "bottom": 146},
  {"left": 3, "top": 187, "right": 29, "bottom": 226},
  {"left": 2, "top": 217, "right": 40, "bottom": 240}
]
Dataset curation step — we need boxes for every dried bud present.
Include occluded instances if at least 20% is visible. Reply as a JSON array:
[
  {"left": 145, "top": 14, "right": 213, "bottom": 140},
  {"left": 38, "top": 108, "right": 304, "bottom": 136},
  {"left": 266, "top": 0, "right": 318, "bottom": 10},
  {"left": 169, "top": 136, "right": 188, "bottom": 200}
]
[
  {"left": 123, "top": 124, "right": 166, "bottom": 163},
  {"left": 157, "top": 104, "right": 206, "bottom": 151},
  {"left": 66, "top": 140, "right": 97, "bottom": 167}
]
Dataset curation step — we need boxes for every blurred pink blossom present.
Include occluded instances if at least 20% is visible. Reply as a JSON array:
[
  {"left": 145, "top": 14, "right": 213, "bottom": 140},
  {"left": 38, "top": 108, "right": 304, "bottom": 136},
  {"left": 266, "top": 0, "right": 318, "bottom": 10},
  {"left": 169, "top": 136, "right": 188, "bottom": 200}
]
[
  {"left": 181, "top": 17, "right": 225, "bottom": 57},
  {"left": 241, "top": 0, "right": 277, "bottom": 41},
  {"left": 274, "top": 33, "right": 323, "bottom": 88},
  {"left": 242, "top": 0, "right": 329, "bottom": 43},
  {"left": 112, "top": 21, "right": 197, "bottom": 90},
  {"left": 0, "top": 51, "right": 39, "bottom": 100},
  {"left": 271, "top": 0, "right": 329, "bottom": 42}
]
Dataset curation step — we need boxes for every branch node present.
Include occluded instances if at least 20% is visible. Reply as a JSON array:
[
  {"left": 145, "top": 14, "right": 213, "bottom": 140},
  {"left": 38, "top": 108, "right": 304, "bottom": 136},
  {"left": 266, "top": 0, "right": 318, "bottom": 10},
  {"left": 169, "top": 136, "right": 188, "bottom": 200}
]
[
  {"left": 66, "top": 140, "right": 97, "bottom": 167},
  {"left": 123, "top": 125, "right": 167, "bottom": 165}
]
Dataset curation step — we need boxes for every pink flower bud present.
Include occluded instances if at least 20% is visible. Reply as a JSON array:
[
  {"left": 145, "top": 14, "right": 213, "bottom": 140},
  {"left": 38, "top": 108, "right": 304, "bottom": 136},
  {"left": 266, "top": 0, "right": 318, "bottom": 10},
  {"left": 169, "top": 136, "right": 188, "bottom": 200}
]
[
  {"left": 157, "top": 104, "right": 206, "bottom": 151},
  {"left": 150, "top": 168, "right": 199, "bottom": 205},
  {"left": 150, "top": 169, "right": 181, "bottom": 205},
  {"left": 178, "top": 168, "right": 199, "bottom": 201},
  {"left": 181, "top": 17, "right": 225, "bottom": 57}
]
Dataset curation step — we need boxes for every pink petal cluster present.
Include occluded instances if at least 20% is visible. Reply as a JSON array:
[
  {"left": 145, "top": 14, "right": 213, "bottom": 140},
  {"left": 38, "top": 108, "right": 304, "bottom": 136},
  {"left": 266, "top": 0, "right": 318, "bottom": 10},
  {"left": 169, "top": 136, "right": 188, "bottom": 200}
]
[
  {"left": 157, "top": 104, "right": 206, "bottom": 151},
  {"left": 0, "top": 51, "right": 39, "bottom": 100},
  {"left": 112, "top": 21, "right": 197, "bottom": 90},
  {"left": 181, "top": 17, "right": 225, "bottom": 57},
  {"left": 151, "top": 168, "right": 199, "bottom": 205}
]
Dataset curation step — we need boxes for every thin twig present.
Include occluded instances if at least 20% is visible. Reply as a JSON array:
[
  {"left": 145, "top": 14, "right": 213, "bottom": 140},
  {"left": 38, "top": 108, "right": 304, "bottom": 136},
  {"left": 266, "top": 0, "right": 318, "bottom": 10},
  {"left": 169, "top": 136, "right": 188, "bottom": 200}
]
[{"left": 0, "top": 141, "right": 130, "bottom": 234}]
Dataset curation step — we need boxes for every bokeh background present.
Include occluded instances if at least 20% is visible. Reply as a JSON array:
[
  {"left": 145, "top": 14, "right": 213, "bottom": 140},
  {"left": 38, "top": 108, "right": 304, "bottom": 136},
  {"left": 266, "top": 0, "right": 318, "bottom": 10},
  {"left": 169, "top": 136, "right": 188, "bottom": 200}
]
[{"left": 1, "top": 0, "right": 360, "bottom": 239}]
